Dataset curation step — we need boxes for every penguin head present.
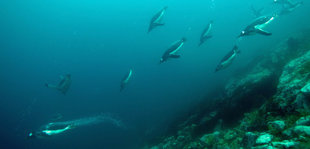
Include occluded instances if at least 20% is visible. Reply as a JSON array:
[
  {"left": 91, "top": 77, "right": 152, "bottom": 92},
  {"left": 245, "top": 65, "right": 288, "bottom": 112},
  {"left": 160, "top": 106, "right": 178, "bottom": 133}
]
[
  {"left": 159, "top": 58, "right": 165, "bottom": 64},
  {"left": 238, "top": 31, "right": 246, "bottom": 38}
]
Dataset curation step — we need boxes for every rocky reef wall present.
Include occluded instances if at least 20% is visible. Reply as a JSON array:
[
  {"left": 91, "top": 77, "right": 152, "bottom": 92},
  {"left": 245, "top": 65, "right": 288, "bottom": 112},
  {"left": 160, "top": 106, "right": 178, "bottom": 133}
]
[{"left": 146, "top": 29, "right": 310, "bottom": 149}]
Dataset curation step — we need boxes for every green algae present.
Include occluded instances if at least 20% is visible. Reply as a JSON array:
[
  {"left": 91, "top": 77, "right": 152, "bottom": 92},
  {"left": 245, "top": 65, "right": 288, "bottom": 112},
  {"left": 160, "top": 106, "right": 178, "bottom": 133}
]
[{"left": 298, "top": 60, "right": 310, "bottom": 76}]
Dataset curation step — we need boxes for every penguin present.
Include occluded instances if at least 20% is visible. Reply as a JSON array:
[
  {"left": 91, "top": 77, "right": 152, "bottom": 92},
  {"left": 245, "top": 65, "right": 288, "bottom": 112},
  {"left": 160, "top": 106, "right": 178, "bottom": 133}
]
[
  {"left": 45, "top": 74, "right": 72, "bottom": 95},
  {"left": 160, "top": 38, "right": 187, "bottom": 64},
  {"left": 238, "top": 15, "right": 275, "bottom": 38},
  {"left": 27, "top": 123, "right": 73, "bottom": 139},
  {"left": 215, "top": 45, "right": 240, "bottom": 72},
  {"left": 250, "top": 5, "right": 264, "bottom": 18},
  {"left": 278, "top": 1, "right": 303, "bottom": 15},
  {"left": 148, "top": 7, "right": 168, "bottom": 33},
  {"left": 199, "top": 21, "right": 213, "bottom": 46},
  {"left": 120, "top": 69, "right": 133, "bottom": 92},
  {"left": 273, "top": 0, "right": 295, "bottom": 7}
]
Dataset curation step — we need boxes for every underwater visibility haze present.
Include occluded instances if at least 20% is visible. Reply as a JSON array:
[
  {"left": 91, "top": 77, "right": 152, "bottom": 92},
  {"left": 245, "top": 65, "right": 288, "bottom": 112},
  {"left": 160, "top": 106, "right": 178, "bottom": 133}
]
[{"left": 0, "top": 0, "right": 310, "bottom": 148}]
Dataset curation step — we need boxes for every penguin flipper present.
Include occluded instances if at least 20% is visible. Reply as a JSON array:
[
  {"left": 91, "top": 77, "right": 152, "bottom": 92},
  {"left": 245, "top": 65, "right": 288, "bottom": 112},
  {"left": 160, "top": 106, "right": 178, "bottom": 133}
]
[
  {"left": 256, "top": 28, "right": 272, "bottom": 36},
  {"left": 169, "top": 54, "right": 180, "bottom": 58}
]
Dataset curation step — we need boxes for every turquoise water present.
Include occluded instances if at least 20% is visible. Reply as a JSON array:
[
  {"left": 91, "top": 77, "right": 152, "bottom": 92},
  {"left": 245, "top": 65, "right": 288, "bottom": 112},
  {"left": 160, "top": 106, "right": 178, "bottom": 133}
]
[{"left": 0, "top": 0, "right": 309, "bottom": 148}]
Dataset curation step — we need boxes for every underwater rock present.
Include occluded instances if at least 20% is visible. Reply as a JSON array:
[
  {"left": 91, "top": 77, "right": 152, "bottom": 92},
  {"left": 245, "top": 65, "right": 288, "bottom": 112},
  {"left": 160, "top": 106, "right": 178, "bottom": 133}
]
[
  {"left": 223, "top": 130, "right": 237, "bottom": 141},
  {"left": 199, "top": 131, "right": 220, "bottom": 147},
  {"left": 242, "top": 132, "right": 257, "bottom": 148},
  {"left": 282, "top": 129, "right": 293, "bottom": 138},
  {"left": 225, "top": 65, "right": 272, "bottom": 97},
  {"left": 301, "top": 83, "right": 310, "bottom": 96},
  {"left": 256, "top": 133, "right": 273, "bottom": 145},
  {"left": 274, "top": 50, "right": 310, "bottom": 113},
  {"left": 296, "top": 116, "right": 310, "bottom": 126},
  {"left": 252, "top": 144, "right": 274, "bottom": 149},
  {"left": 293, "top": 126, "right": 310, "bottom": 136},
  {"left": 272, "top": 140, "right": 297, "bottom": 149},
  {"left": 268, "top": 120, "right": 285, "bottom": 132},
  {"left": 145, "top": 33, "right": 310, "bottom": 149}
]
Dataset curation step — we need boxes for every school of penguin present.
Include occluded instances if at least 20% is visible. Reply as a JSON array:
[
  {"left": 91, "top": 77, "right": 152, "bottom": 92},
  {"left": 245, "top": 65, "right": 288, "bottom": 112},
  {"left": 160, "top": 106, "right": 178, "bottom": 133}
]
[
  {"left": 35, "top": 0, "right": 304, "bottom": 139},
  {"left": 151, "top": 0, "right": 302, "bottom": 73},
  {"left": 45, "top": 0, "right": 303, "bottom": 93}
]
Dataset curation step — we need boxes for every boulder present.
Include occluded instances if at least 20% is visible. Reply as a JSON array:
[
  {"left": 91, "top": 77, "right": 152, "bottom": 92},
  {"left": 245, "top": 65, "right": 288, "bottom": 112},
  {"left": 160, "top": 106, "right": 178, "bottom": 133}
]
[
  {"left": 272, "top": 140, "right": 297, "bottom": 148},
  {"left": 268, "top": 120, "right": 285, "bottom": 132},
  {"left": 293, "top": 126, "right": 310, "bottom": 136},
  {"left": 256, "top": 133, "right": 273, "bottom": 145},
  {"left": 296, "top": 116, "right": 310, "bottom": 126},
  {"left": 242, "top": 132, "right": 257, "bottom": 148}
]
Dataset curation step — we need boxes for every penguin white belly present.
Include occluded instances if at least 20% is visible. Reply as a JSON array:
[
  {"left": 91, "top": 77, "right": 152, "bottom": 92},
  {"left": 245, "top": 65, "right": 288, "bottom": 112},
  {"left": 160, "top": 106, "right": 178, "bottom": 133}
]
[
  {"left": 221, "top": 53, "right": 236, "bottom": 68},
  {"left": 170, "top": 42, "right": 184, "bottom": 55},
  {"left": 154, "top": 11, "right": 165, "bottom": 24}
]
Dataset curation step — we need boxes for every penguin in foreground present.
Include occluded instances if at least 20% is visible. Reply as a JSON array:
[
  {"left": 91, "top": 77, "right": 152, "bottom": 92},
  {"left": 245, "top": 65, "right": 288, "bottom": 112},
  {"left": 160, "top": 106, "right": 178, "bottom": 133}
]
[
  {"left": 160, "top": 38, "right": 187, "bottom": 64},
  {"left": 120, "top": 69, "right": 133, "bottom": 92},
  {"left": 215, "top": 45, "right": 240, "bottom": 72},
  {"left": 199, "top": 21, "right": 213, "bottom": 46},
  {"left": 148, "top": 7, "right": 168, "bottom": 33},
  {"left": 238, "top": 15, "right": 275, "bottom": 38}
]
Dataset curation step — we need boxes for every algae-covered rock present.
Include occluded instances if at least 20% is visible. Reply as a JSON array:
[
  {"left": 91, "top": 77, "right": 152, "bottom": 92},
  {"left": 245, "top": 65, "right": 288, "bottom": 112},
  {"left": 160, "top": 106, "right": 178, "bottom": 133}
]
[
  {"left": 224, "top": 130, "right": 237, "bottom": 141},
  {"left": 301, "top": 83, "right": 310, "bottom": 95},
  {"left": 200, "top": 131, "right": 220, "bottom": 146},
  {"left": 293, "top": 126, "right": 310, "bottom": 136},
  {"left": 273, "top": 50, "right": 310, "bottom": 113},
  {"left": 242, "top": 132, "right": 258, "bottom": 148},
  {"left": 268, "top": 120, "right": 285, "bottom": 132},
  {"left": 272, "top": 140, "right": 298, "bottom": 148},
  {"left": 225, "top": 65, "right": 272, "bottom": 97},
  {"left": 256, "top": 133, "right": 273, "bottom": 145},
  {"left": 296, "top": 115, "right": 310, "bottom": 126},
  {"left": 252, "top": 144, "right": 274, "bottom": 149}
]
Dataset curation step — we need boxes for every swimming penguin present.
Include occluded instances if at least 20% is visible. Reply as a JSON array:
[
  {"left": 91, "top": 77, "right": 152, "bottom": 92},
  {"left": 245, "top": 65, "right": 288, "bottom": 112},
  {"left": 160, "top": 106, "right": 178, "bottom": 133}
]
[
  {"left": 215, "top": 45, "right": 240, "bottom": 72},
  {"left": 120, "top": 69, "right": 133, "bottom": 92},
  {"left": 148, "top": 6, "right": 168, "bottom": 33},
  {"left": 199, "top": 21, "right": 213, "bottom": 46},
  {"left": 160, "top": 38, "right": 187, "bottom": 64},
  {"left": 45, "top": 74, "right": 72, "bottom": 95},
  {"left": 250, "top": 5, "right": 264, "bottom": 18},
  {"left": 238, "top": 15, "right": 275, "bottom": 38},
  {"left": 28, "top": 123, "right": 73, "bottom": 139},
  {"left": 278, "top": 1, "right": 303, "bottom": 15},
  {"left": 273, "top": 0, "right": 295, "bottom": 7}
]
